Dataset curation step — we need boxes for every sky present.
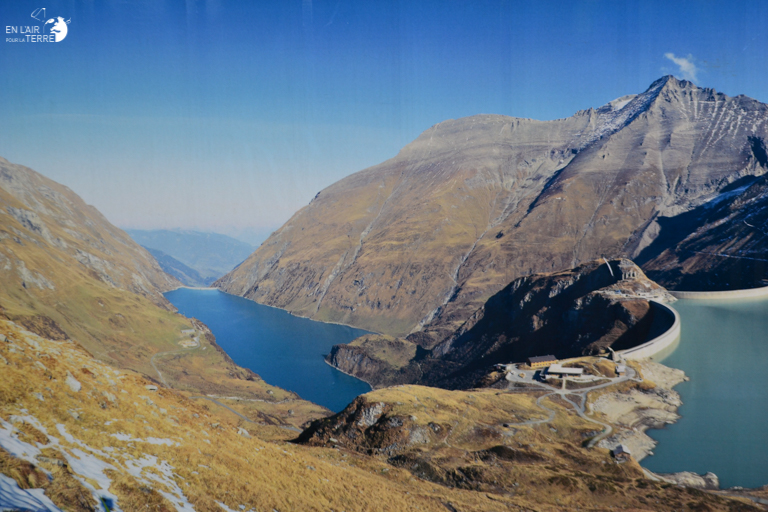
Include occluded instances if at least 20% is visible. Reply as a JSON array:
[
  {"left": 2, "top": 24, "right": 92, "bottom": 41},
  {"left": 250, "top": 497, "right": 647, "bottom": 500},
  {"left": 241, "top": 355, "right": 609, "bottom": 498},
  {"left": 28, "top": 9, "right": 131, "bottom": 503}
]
[{"left": 2, "top": 0, "right": 768, "bottom": 244}]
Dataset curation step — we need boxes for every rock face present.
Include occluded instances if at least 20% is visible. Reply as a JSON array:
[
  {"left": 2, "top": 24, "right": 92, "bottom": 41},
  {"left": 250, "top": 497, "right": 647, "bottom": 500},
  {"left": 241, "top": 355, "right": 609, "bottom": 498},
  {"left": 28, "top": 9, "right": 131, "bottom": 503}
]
[
  {"left": 329, "top": 259, "right": 674, "bottom": 389},
  {"left": 217, "top": 76, "right": 768, "bottom": 338},
  {"left": 638, "top": 173, "right": 768, "bottom": 290}
]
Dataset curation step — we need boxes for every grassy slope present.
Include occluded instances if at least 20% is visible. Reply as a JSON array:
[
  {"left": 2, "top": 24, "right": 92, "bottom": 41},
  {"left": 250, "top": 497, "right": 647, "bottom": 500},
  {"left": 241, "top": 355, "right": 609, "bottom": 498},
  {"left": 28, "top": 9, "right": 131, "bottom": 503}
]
[
  {"left": 0, "top": 158, "right": 327, "bottom": 428},
  {"left": 298, "top": 384, "right": 760, "bottom": 511},
  {"left": 0, "top": 319, "right": 556, "bottom": 512}
]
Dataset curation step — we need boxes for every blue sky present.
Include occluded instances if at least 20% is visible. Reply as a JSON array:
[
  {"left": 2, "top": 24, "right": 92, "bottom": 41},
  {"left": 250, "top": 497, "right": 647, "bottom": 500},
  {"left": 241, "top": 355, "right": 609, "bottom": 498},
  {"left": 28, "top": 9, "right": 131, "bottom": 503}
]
[{"left": 2, "top": 0, "right": 768, "bottom": 243}]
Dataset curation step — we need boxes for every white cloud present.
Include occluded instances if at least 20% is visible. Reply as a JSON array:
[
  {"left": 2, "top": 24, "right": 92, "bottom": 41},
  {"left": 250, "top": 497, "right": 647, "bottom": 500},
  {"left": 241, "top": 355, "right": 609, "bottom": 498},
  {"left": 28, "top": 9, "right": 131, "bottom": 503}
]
[{"left": 664, "top": 53, "right": 698, "bottom": 82}]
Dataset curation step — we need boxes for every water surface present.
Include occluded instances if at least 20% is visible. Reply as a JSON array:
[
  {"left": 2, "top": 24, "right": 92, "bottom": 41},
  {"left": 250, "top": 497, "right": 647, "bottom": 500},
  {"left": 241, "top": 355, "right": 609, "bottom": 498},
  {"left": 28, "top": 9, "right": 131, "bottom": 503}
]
[
  {"left": 165, "top": 288, "right": 371, "bottom": 412},
  {"left": 643, "top": 298, "right": 768, "bottom": 488}
]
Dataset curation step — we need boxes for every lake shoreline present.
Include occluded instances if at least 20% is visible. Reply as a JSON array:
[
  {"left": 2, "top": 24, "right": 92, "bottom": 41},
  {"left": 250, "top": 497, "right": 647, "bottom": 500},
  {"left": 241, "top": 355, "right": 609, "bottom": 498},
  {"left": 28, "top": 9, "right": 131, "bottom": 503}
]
[
  {"left": 165, "top": 288, "right": 372, "bottom": 413},
  {"left": 206, "top": 286, "right": 385, "bottom": 335},
  {"left": 592, "top": 360, "right": 687, "bottom": 463},
  {"left": 322, "top": 358, "right": 374, "bottom": 391},
  {"left": 168, "top": 285, "right": 768, "bottom": 490}
]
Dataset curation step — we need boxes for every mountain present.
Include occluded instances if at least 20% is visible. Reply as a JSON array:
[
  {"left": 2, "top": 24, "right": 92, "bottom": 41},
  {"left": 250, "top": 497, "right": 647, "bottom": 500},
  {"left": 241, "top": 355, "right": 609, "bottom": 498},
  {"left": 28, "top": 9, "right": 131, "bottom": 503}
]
[
  {"left": 1, "top": 162, "right": 761, "bottom": 510},
  {"left": 216, "top": 76, "right": 768, "bottom": 342},
  {"left": 327, "top": 259, "right": 675, "bottom": 389},
  {"left": 126, "top": 229, "right": 255, "bottom": 283},
  {"left": 0, "top": 319, "right": 500, "bottom": 512},
  {"left": 637, "top": 173, "right": 768, "bottom": 290},
  {"left": 143, "top": 246, "right": 210, "bottom": 287}
]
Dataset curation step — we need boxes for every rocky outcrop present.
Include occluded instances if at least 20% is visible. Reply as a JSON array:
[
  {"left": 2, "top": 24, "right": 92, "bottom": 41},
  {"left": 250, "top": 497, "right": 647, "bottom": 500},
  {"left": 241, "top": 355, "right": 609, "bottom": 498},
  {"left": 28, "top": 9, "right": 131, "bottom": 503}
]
[
  {"left": 639, "top": 174, "right": 768, "bottom": 291},
  {"left": 326, "top": 345, "right": 406, "bottom": 386},
  {"left": 328, "top": 259, "right": 675, "bottom": 389},
  {"left": 217, "top": 76, "right": 768, "bottom": 339},
  {"left": 295, "top": 396, "right": 415, "bottom": 454},
  {"left": 658, "top": 472, "right": 720, "bottom": 490},
  {"left": 326, "top": 336, "right": 423, "bottom": 387}
]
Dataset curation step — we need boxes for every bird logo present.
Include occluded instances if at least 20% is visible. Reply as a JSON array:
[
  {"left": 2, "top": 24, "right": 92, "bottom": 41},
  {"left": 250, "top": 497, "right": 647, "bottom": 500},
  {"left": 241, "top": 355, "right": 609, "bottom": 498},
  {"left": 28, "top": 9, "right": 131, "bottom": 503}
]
[{"left": 31, "top": 8, "right": 71, "bottom": 42}]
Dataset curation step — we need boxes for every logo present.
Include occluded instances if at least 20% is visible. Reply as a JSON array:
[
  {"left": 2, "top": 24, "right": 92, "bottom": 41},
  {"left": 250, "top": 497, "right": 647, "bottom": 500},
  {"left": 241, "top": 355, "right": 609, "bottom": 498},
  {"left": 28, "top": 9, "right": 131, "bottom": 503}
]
[{"left": 5, "top": 8, "right": 71, "bottom": 43}]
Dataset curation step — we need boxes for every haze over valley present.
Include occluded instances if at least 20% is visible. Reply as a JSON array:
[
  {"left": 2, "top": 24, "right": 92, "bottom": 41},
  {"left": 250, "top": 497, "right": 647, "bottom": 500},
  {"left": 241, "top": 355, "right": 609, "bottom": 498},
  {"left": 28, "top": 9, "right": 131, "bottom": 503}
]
[{"left": 126, "top": 229, "right": 257, "bottom": 287}]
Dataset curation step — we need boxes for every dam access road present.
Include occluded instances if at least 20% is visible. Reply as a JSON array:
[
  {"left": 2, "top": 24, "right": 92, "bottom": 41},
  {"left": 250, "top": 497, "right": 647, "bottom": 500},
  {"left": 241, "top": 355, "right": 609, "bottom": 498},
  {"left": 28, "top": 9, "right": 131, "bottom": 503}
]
[{"left": 501, "top": 361, "right": 641, "bottom": 448}]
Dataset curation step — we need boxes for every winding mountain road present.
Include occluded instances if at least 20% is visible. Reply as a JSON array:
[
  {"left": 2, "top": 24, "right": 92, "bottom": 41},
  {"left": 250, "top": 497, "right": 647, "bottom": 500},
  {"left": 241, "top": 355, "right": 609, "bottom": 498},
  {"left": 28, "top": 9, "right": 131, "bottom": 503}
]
[{"left": 150, "top": 334, "right": 200, "bottom": 387}]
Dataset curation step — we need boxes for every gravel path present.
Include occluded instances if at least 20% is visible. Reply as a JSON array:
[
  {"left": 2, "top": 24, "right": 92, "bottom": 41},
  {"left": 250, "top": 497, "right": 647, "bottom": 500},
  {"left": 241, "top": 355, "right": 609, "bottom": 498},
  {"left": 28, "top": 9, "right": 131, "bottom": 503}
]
[{"left": 501, "top": 364, "right": 642, "bottom": 448}]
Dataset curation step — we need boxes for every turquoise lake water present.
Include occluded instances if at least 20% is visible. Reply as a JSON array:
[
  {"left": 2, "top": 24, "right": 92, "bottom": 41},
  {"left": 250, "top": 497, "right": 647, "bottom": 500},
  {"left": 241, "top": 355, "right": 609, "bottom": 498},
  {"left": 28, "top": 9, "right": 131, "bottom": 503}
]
[
  {"left": 642, "top": 298, "right": 768, "bottom": 488},
  {"left": 165, "top": 288, "right": 371, "bottom": 412}
]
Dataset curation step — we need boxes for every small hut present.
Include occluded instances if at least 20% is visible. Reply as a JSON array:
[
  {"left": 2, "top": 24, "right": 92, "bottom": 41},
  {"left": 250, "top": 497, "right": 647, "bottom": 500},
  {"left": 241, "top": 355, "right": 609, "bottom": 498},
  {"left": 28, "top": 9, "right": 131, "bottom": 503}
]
[
  {"left": 618, "top": 260, "right": 638, "bottom": 281},
  {"left": 613, "top": 444, "right": 631, "bottom": 462}
]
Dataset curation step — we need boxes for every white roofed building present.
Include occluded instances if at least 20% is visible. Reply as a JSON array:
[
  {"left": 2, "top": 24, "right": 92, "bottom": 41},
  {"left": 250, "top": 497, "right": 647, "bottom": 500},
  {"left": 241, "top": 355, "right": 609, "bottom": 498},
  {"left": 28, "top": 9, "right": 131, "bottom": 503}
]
[{"left": 546, "top": 364, "right": 584, "bottom": 377}]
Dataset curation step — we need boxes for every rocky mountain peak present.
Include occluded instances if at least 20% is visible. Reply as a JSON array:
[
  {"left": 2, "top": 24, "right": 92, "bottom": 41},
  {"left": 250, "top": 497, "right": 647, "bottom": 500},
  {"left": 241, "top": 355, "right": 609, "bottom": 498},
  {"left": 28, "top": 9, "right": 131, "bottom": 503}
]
[{"left": 218, "top": 77, "right": 768, "bottom": 338}]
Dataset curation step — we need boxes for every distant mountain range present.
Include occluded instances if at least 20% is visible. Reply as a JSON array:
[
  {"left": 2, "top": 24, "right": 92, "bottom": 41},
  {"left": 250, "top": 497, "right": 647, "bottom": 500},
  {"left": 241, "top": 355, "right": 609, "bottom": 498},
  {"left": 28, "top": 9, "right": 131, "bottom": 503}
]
[
  {"left": 142, "top": 246, "right": 211, "bottom": 287},
  {"left": 216, "top": 76, "right": 768, "bottom": 344},
  {"left": 126, "top": 229, "right": 256, "bottom": 284}
]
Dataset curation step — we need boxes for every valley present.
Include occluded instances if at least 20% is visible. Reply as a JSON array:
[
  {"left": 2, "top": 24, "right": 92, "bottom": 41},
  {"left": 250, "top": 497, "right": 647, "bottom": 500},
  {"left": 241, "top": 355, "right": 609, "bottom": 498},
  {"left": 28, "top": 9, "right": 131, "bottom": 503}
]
[
  {"left": 3, "top": 75, "right": 768, "bottom": 511},
  {"left": 2, "top": 318, "right": 763, "bottom": 511}
]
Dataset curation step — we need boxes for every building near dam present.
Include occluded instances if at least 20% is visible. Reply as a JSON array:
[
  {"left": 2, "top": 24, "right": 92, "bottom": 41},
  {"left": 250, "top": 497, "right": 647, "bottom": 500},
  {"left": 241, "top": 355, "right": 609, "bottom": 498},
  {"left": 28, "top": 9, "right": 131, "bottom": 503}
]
[
  {"left": 546, "top": 364, "right": 584, "bottom": 377},
  {"left": 527, "top": 355, "right": 557, "bottom": 369}
]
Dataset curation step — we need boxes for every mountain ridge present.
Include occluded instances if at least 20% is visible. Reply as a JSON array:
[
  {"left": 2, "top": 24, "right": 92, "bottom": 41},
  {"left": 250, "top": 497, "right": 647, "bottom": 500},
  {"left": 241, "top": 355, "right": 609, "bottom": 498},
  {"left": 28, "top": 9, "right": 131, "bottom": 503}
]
[
  {"left": 142, "top": 246, "right": 212, "bottom": 287},
  {"left": 217, "top": 76, "right": 768, "bottom": 341}
]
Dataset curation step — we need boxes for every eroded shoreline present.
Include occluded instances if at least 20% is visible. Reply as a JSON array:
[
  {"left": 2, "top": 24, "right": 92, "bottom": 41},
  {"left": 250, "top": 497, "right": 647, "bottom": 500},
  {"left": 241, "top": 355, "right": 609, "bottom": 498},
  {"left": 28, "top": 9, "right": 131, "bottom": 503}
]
[{"left": 591, "top": 360, "right": 687, "bottom": 462}]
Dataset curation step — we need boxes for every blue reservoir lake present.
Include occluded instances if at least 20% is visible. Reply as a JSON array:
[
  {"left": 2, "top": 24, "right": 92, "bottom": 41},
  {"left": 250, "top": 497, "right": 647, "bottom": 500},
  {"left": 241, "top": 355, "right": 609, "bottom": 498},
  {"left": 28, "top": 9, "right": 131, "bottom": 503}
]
[
  {"left": 165, "top": 288, "right": 371, "bottom": 412},
  {"left": 643, "top": 298, "right": 768, "bottom": 488}
]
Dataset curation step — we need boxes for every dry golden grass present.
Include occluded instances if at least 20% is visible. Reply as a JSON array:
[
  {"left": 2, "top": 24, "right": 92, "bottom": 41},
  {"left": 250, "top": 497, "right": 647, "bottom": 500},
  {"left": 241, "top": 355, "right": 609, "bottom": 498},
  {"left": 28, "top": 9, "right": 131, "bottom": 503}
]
[
  {"left": 0, "top": 320, "right": 558, "bottom": 512},
  {"left": 0, "top": 163, "right": 326, "bottom": 436},
  {"left": 299, "top": 384, "right": 762, "bottom": 511},
  {"left": 1, "top": 321, "right": 761, "bottom": 511},
  {"left": 348, "top": 334, "right": 417, "bottom": 369}
]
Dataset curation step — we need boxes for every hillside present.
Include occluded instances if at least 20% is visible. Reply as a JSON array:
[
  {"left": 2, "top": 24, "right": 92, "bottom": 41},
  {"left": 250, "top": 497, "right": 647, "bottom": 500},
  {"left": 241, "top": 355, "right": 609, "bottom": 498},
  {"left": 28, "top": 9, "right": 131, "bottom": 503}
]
[
  {"left": 0, "top": 156, "right": 183, "bottom": 360},
  {"left": 0, "top": 320, "right": 517, "bottom": 512},
  {"left": 216, "top": 76, "right": 768, "bottom": 340},
  {"left": 126, "top": 229, "right": 255, "bottom": 283},
  {"left": 294, "top": 381, "right": 761, "bottom": 511},
  {"left": 0, "top": 157, "right": 328, "bottom": 429},
  {"left": 637, "top": 173, "right": 768, "bottom": 290}
]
